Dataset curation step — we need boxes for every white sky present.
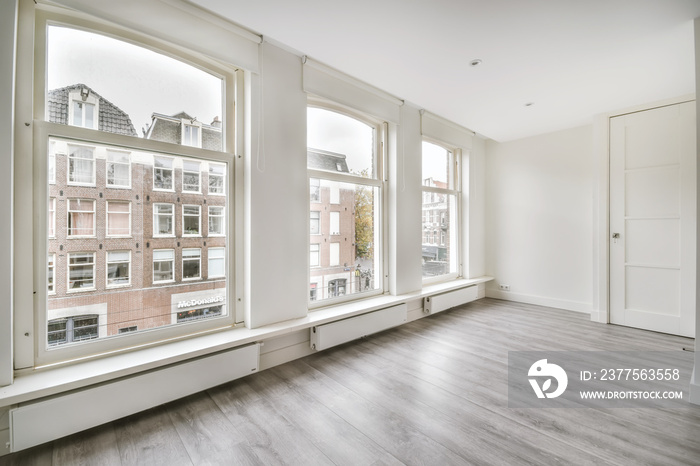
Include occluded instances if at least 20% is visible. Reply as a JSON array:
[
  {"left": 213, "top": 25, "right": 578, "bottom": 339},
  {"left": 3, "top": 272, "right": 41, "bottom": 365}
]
[{"left": 47, "top": 26, "right": 222, "bottom": 135}]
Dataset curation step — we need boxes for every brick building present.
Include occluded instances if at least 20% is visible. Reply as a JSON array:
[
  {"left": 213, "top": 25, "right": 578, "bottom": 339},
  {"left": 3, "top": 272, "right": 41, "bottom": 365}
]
[
  {"left": 47, "top": 85, "right": 227, "bottom": 346},
  {"left": 308, "top": 149, "right": 359, "bottom": 301}
]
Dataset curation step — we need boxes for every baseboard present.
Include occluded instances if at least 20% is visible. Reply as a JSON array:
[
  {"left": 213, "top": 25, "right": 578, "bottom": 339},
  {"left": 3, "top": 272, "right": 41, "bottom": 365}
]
[{"left": 485, "top": 289, "right": 592, "bottom": 314}]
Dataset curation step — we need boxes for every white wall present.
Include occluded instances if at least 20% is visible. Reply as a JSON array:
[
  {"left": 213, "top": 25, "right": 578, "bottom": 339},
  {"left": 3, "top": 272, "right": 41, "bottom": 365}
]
[
  {"left": 467, "top": 136, "right": 487, "bottom": 278},
  {"left": 0, "top": 0, "right": 17, "bottom": 387},
  {"left": 485, "top": 126, "right": 594, "bottom": 312}
]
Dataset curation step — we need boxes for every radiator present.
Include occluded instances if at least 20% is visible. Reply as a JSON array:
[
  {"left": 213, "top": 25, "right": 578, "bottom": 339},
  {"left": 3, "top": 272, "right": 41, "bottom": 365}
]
[
  {"left": 424, "top": 286, "right": 478, "bottom": 314},
  {"left": 10, "top": 343, "right": 259, "bottom": 452},
  {"left": 310, "top": 304, "right": 407, "bottom": 351}
]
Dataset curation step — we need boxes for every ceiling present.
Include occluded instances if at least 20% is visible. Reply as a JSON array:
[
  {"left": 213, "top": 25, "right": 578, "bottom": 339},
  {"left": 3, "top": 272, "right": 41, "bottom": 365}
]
[{"left": 190, "top": 0, "right": 700, "bottom": 141}]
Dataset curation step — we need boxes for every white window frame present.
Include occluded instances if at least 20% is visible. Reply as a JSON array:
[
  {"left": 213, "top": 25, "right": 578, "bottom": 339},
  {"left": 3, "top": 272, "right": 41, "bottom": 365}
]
[
  {"left": 153, "top": 156, "right": 174, "bottom": 191},
  {"left": 182, "top": 160, "right": 201, "bottom": 193},
  {"left": 47, "top": 253, "right": 55, "bottom": 295},
  {"left": 310, "top": 244, "right": 320, "bottom": 267},
  {"left": 182, "top": 204, "right": 201, "bottom": 237},
  {"left": 208, "top": 205, "right": 225, "bottom": 236},
  {"left": 67, "top": 89, "right": 99, "bottom": 130},
  {"left": 182, "top": 248, "right": 202, "bottom": 281},
  {"left": 421, "top": 139, "right": 462, "bottom": 285},
  {"left": 48, "top": 141, "right": 56, "bottom": 184},
  {"left": 106, "top": 149, "right": 131, "bottom": 188},
  {"left": 153, "top": 203, "right": 175, "bottom": 237},
  {"left": 208, "top": 162, "right": 225, "bottom": 195},
  {"left": 329, "top": 242, "right": 340, "bottom": 267},
  {"left": 307, "top": 101, "right": 386, "bottom": 309},
  {"left": 106, "top": 250, "right": 131, "bottom": 288},
  {"left": 18, "top": 9, "right": 241, "bottom": 368},
  {"left": 208, "top": 247, "right": 225, "bottom": 278},
  {"left": 329, "top": 211, "right": 340, "bottom": 236},
  {"left": 310, "top": 210, "right": 321, "bottom": 235},
  {"left": 67, "top": 143, "right": 96, "bottom": 186},
  {"left": 153, "top": 249, "right": 175, "bottom": 284},
  {"left": 48, "top": 197, "right": 55, "bottom": 238},
  {"left": 67, "top": 198, "right": 96, "bottom": 238},
  {"left": 106, "top": 200, "right": 131, "bottom": 237},
  {"left": 182, "top": 120, "right": 202, "bottom": 148},
  {"left": 67, "top": 252, "right": 96, "bottom": 292}
]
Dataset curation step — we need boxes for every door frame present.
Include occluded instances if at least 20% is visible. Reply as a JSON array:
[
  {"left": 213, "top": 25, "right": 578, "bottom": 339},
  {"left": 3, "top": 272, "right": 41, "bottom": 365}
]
[{"left": 592, "top": 94, "right": 696, "bottom": 325}]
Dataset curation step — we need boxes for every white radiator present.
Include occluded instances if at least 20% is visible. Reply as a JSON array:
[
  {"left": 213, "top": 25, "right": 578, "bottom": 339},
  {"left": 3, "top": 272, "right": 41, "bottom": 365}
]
[
  {"left": 310, "top": 304, "right": 407, "bottom": 351},
  {"left": 424, "top": 286, "right": 478, "bottom": 314},
  {"left": 10, "top": 343, "right": 259, "bottom": 452}
]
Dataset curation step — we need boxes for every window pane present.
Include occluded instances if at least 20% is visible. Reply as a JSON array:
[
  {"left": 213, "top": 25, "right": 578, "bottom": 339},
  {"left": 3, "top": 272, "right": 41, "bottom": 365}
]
[
  {"left": 421, "top": 193, "right": 458, "bottom": 277},
  {"left": 309, "top": 180, "right": 379, "bottom": 302},
  {"left": 47, "top": 26, "right": 223, "bottom": 150},
  {"left": 307, "top": 108, "right": 375, "bottom": 178},
  {"left": 422, "top": 141, "right": 454, "bottom": 189},
  {"left": 47, "top": 135, "right": 229, "bottom": 351},
  {"left": 68, "top": 145, "right": 95, "bottom": 185}
]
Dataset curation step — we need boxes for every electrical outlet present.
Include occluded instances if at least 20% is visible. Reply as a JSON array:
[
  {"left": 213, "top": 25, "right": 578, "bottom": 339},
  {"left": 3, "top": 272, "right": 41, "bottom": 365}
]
[{"left": 499, "top": 284, "right": 510, "bottom": 291}]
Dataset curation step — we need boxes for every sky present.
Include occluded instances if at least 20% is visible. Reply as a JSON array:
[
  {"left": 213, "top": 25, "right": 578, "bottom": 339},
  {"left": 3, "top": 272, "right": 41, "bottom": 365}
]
[{"left": 47, "top": 26, "right": 222, "bottom": 136}]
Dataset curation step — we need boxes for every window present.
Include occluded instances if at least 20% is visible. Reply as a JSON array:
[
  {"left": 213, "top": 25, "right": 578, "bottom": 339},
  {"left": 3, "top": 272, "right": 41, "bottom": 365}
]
[
  {"left": 48, "top": 198, "right": 55, "bottom": 238},
  {"left": 68, "top": 252, "right": 95, "bottom": 291},
  {"left": 153, "top": 249, "right": 175, "bottom": 283},
  {"left": 310, "top": 178, "right": 320, "bottom": 202},
  {"left": 208, "top": 206, "right": 225, "bottom": 236},
  {"left": 107, "top": 150, "right": 131, "bottom": 188},
  {"left": 183, "top": 205, "right": 201, "bottom": 236},
  {"left": 153, "top": 156, "right": 174, "bottom": 190},
  {"left": 308, "top": 106, "right": 383, "bottom": 304},
  {"left": 329, "top": 242, "right": 340, "bottom": 266},
  {"left": 31, "top": 17, "right": 235, "bottom": 365},
  {"left": 329, "top": 212, "right": 340, "bottom": 235},
  {"left": 421, "top": 141, "right": 460, "bottom": 280},
  {"left": 183, "top": 248, "right": 201, "bottom": 280},
  {"left": 208, "top": 247, "right": 225, "bottom": 278},
  {"left": 67, "top": 144, "right": 95, "bottom": 185},
  {"left": 208, "top": 163, "right": 225, "bottom": 194},
  {"left": 48, "top": 254, "right": 55, "bottom": 294},
  {"left": 182, "top": 160, "right": 201, "bottom": 193},
  {"left": 310, "top": 211, "right": 320, "bottom": 235},
  {"left": 48, "top": 315, "right": 99, "bottom": 346},
  {"left": 106, "top": 201, "right": 131, "bottom": 237},
  {"left": 154, "top": 203, "right": 174, "bottom": 236},
  {"left": 310, "top": 244, "right": 320, "bottom": 267},
  {"left": 107, "top": 251, "right": 131, "bottom": 287},
  {"left": 183, "top": 123, "right": 201, "bottom": 147},
  {"left": 67, "top": 199, "right": 95, "bottom": 237}
]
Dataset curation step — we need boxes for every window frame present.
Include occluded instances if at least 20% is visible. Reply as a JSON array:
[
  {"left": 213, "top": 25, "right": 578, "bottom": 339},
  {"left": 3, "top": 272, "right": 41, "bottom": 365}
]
[
  {"left": 182, "top": 248, "right": 202, "bottom": 281},
  {"left": 153, "top": 155, "right": 175, "bottom": 191},
  {"left": 182, "top": 204, "right": 201, "bottom": 237},
  {"left": 421, "top": 138, "right": 462, "bottom": 285},
  {"left": 208, "top": 162, "right": 226, "bottom": 195},
  {"left": 106, "top": 200, "right": 131, "bottom": 237},
  {"left": 67, "top": 198, "right": 96, "bottom": 238},
  {"left": 208, "top": 247, "right": 225, "bottom": 278},
  {"left": 67, "top": 143, "right": 96, "bottom": 186},
  {"left": 21, "top": 9, "right": 241, "bottom": 368},
  {"left": 153, "top": 248, "right": 175, "bottom": 284},
  {"left": 47, "top": 253, "right": 55, "bottom": 295},
  {"left": 208, "top": 205, "right": 225, "bottom": 236},
  {"left": 153, "top": 202, "right": 175, "bottom": 237},
  {"left": 182, "top": 159, "right": 201, "bottom": 193},
  {"left": 106, "top": 149, "right": 131, "bottom": 189},
  {"left": 48, "top": 197, "right": 55, "bottom": 238},
  {"left": 307, "top": 101, "right": 387, "bottom": 309},
  {"left": 106, "top": 250, "right": 131, "bottom": 288},
  {"left": 67, "top": 252, "right": 96, "bottom": 293}
]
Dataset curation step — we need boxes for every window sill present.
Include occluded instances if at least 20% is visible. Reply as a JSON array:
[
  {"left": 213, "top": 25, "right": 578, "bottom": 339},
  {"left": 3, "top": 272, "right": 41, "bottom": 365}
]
[{"left": 0, "top": 276, "right": 492, "bottom": 407}]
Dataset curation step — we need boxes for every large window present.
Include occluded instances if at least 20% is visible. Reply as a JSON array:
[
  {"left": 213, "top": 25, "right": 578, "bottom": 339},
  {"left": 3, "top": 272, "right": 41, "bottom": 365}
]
[
  {"left": 421, "top": 140, "right": 460, "bottom": 280},
  {"left": 31, "top": 18, "right": 235, "bottom": 366},
  {"left": 307, "top": 106, "right": 383, "bottom": 304}
]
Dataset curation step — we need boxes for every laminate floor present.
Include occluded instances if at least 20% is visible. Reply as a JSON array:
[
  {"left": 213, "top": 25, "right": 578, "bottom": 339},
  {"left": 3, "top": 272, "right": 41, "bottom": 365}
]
[{"left": 2, "top": 298, "right": 699, "bottom": 465}]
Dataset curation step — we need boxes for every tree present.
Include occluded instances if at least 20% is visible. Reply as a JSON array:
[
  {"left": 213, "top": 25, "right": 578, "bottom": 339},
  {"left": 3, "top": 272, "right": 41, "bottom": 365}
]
[{"left": 353, "top": 169, "right": 374, "bottom": 260}]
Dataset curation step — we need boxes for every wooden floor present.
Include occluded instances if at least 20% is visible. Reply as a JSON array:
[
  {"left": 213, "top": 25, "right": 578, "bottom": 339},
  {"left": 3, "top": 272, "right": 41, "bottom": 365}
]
[{"left": 2, "top": 298, "right": 699, "bottom": 465}]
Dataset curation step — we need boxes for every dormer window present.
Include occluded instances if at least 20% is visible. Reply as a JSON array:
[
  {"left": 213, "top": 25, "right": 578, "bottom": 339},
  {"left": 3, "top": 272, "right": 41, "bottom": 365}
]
[
  {"left": 182, "top": 120, "right": 202, "bottom": 147},
  {"left": 68, "top": 88, "right": 99, "bottom": 130}
]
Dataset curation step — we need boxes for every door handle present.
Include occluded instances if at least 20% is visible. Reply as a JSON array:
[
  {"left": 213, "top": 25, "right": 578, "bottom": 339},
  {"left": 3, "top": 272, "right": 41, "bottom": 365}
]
[{"left": 612, "top": 232, "right": 620, "bottom": 244}]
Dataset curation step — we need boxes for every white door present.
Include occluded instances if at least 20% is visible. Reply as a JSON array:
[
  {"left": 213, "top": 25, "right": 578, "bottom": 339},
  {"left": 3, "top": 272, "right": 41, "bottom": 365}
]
[{"left": 610, "top": 101, "right": 696, "bottom": 337}]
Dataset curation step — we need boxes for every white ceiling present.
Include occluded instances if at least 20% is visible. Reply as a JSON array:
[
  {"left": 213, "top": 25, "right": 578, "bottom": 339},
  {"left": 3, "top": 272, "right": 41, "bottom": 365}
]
[{"left": 191, "top": 0, "right": 700, "bottom": 141}]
